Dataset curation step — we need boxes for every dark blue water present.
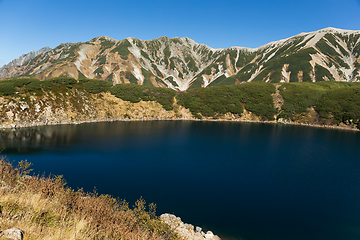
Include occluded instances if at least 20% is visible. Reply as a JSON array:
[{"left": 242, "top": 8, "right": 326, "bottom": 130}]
[{"left": 1, "top": 121, "right": 360, "bottom": 240}]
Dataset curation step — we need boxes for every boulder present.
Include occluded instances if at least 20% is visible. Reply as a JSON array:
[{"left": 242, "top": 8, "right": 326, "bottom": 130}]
[
  {"left": 160, "top": 213, "right": 221, "bottom": 240},
  {"left": 0, "top": 228, "right": 24, "bottom": 240}
]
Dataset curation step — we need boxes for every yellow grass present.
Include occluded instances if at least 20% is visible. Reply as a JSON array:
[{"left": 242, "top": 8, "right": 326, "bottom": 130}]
[{"left": 0, "top": 158, "right": 179, "bottom": 240}]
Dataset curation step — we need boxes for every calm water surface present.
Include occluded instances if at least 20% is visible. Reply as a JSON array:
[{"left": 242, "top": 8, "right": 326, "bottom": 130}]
[{"left": 1, "top": 121, "right": 360, "bottom": 240}]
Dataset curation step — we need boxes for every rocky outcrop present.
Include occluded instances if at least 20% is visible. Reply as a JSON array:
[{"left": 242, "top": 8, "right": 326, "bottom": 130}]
[
  {"left": 271, "top": 84, "right": 284, "bottom": 120},
  {"left": 0, "top": 90, "right": 193, "bottom": 129},
  {"left": 0, "top": 228, "right": 24, "bottom": 240},
  {"left": 0, "top": 47, "right": 51, "bottom": 78},
  {"left": 3, "top": 47, "right": 51, "bottom": 68},
  {"left": 161, "top": 213, "right": 221, "bottom": 240},
  {"left": 0, "top": 87, "right": 357, "bottom": 131}
]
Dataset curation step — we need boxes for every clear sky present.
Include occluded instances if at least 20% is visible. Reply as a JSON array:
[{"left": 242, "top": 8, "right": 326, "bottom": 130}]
[{"left": 1, "top": 0, "right": 360, "bottom": 67}]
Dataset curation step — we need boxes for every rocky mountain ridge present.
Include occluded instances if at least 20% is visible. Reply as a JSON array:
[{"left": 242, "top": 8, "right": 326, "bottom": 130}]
[
  {"left": 0, "top": 47, "right": 51, "bottom": 74},
  {"left": 1, "top": 27, "right": 359, "bottom": 90}
]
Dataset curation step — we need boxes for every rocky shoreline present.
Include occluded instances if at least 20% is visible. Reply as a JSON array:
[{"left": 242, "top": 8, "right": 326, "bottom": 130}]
[
  {"left": 1, "top": 89, "right": 358, "bottom": 132},
  {"left": 160, "top": 214, "right": 221, "bottom": 240},
  {"left": 0, "top": 214, "right": 222, "bottom": 240},
  {"left": 1, "top": 116, "right": 358, "bottom": 132}
]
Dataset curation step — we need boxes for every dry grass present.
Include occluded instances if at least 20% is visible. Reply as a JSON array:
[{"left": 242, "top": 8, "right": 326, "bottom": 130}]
[{"left": 0, "top": 157, "right": 179, "bottom": 240}]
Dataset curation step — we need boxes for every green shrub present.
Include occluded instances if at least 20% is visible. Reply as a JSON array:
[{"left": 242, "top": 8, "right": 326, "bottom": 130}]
[
  {"left": 141, "top": 68, "right": 154, "bottom": 87},
  {"left": 278, "top": 83, "right": 324, "bottom": 119},
  {"left": 97, "top": 55, "right": 107, "bottom": 65},
  {"left": 163, "top": 46, "right": 170, "bottom": 59},
  {"left": 0, "top": 78, "right": 42, "bottom": 95},
  {"left": 24, "top": 79, "right": 41, "bottom": 91},
  {"left": 186, "top": 56, "right": 198, "bottom": 72},
  {"left": 208, "top": 74, "right": 236, "bottom": 87},
  {"left": 94, "top": 67, "right": 104, "bottom": 75},
  {"left": 141, "top": 50, "right": 150, "bottom": 60},
  {"left": 278, "top": 82, "right": 360, "bottom": 120},
  {"left": 41, "top": 77, "right": 77, "bottom": 89},
  {"left": 106, "top": 73, "right": 114, "bottom": 82},
  {"left": 151, "top": 64, "right": 163, "bottom": 78},
  {"left": 78, "top": 71, "right": 86, "bottom": 79},
  {"left": 166, "top": 76, "right": 178, "bottom": 87},
  {"left": 0, "top": 82, "right": 16, "bottom": 96},
  {"left": 79, "top": 79, "right": 113, "bottom": 94},
  {"left": 315, "top": 64, "right": 334, "bottom": 81},
  {"left": 315, "top": 86, "right": 360, "bottom": 125},
  {"left": 110, "top": 84, "right": 176, "bottom": 110},
  {"left": 177, "top": 82, "right": 276, "bottom": 119},
  {"left": 111, "top": 40, "right": 131, "bottom": 60},
  {"left": 99, "top": 38, "right": 115, "bottom": 51},
  {"left": 11, "top": 78, "right": 33, "bottom": 87},
  {"left": 189, "top": 76, "right": 203, "bottom": 89},
  {"left": 236, "top": 82, "right": 276, "bottom": 119}
]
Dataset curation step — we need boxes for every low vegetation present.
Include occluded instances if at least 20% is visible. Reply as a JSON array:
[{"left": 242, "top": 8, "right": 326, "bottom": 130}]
[
  {"left": 315, "top": 85, "right": 360, "bottom": 127},
  {"left": 78, "top": 78, "right": 112, "bottom": 94},
  {"left": 110, "top": 40, "right": 132, "bottom": 60},
  {"left": 278, "top": 82, "right": 360, "bottom": 127},
  {"left": 0, "top": 157, "right": 179, "bottom": 240},
  {"left": 0, "top": 78, "right": 112, "bottom": 97},
  {"left": 110, "top": 84, "right": 176, "bottom": 111},
  {"left": 177, "top": 82, "right": 276, "bottom": 120},
  {"left": 41, "top": 77, "right": 77, "bottom": 90},
  {"left": 0, "top": 78, "right": 42, "bottom": 95},
  {"left": 0, "top": 77, "right": 359, "bottom": 129}
]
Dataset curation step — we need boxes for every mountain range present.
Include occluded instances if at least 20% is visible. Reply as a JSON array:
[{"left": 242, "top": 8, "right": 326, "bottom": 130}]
[{"left": 1, "top": 27, "right": 359, "bottom": 91}]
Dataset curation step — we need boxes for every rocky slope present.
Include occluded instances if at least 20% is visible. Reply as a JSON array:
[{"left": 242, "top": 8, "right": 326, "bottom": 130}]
[
  {"left": 1, "top": 28, "right": 359, "bottom": 90},
  {"left": 0, "top": 90, "right": 193, "bottom": 129},
  {"left": 0, "top": 78, "right": 359, "bottom": 131},
  {"left": 0, "top": 47, "right": 51, "bottom": 77}
]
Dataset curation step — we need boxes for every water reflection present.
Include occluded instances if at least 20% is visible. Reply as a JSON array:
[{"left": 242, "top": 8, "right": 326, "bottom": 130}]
[
  {"left": 0, "top": 125, "right": 78, "bottom": 154},
  {"left": 0, "top": 121, "right": 194, "bottom": 155}
]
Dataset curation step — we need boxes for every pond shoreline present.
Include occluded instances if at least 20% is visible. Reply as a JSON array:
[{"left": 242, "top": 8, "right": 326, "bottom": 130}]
[
  {"left": 1, "top": 116, "right": 358, "bottom": 132},
  {"left": 2, "top": 118, "right": 360, "bottom": 240}
]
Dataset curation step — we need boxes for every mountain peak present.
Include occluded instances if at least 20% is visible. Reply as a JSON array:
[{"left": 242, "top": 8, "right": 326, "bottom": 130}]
[
  {"left": 1, "top": 28, "right": 360, "bottom": 89},
  {"left": 1, "top": 46, "right": 51, "bottom": 69},
  {"left": 93, "top": 36, "right": 117, "bottom": 42},
  {"left": 319, "top": 27, "right": 360, "bottom": 34}
]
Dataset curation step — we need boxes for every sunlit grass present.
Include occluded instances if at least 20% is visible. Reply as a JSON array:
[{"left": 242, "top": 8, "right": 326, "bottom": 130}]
[{"left": 0, "top": 158, "right": 179, "bottom": 240}]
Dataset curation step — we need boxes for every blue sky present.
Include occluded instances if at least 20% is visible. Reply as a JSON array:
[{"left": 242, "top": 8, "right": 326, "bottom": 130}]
[{"left": 1, "top": 0, "right": 360, "bottom": 67}]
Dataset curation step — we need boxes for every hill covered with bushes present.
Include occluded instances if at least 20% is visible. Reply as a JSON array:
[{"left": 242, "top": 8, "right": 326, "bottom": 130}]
[{"left": 0, "top": 77, "right": 359, "bottom": 130}]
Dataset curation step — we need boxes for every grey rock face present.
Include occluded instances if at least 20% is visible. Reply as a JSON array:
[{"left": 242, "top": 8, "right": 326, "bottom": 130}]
[
  {"left": 161, "top": 213, "right": 221, "bottom": 240},
  {"left": 1, "top": 47, "right": 51, "bottom": 68},
  {"left": 0, "top": 228, "right": 24, "bottom": 240},
  {"left": 2, "top": 27, "right": 360, "bottom": 88}
]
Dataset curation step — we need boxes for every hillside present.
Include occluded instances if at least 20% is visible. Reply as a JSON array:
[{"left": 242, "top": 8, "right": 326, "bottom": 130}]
[
  {"left": 0, "top": 157, "right": 180, "bottom": 240},
  {"left": 0, "top": 77, "right": 359, "bottom": 130},
  {"left": 1, "top": 28, "right": 359, "bottom": 91}
]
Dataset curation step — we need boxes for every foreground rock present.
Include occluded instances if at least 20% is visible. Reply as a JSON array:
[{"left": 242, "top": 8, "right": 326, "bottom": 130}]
[
  {"left": 0, "top": 228, "right": 24, "bottom": 240},
  {"left": 161, "top": 213, "right": 221, "bottom": 240}
]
